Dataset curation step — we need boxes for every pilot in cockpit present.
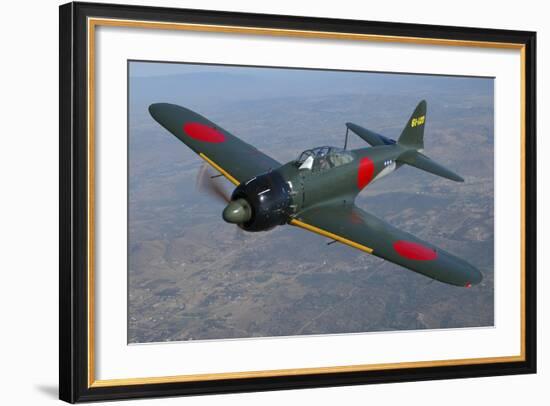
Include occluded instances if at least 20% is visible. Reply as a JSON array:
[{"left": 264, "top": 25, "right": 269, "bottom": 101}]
[{"left": 296, "top": 146, "right": 354, "bottom": 172}]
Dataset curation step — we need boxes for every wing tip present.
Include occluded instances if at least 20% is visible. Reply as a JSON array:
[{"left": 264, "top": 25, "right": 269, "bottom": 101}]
[{"left": 148, "top": 103, "right": 165, "bottom": 122}]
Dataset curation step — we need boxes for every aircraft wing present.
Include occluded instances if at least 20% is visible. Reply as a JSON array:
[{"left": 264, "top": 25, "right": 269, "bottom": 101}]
[
  {"left": 149, "top": 103, "right": 281, "bottom": 185},
  {"left": 291, "top": 204, "right": 482, "bottom": 287}
]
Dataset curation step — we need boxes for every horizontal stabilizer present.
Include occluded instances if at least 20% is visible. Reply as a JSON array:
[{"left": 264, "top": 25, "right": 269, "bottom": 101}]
[
  {"left": 346, "top": 122, "right": 396, "bottom": 147},
  {"left": 397, "top": 150, "right": 464, "bottom": 182}
]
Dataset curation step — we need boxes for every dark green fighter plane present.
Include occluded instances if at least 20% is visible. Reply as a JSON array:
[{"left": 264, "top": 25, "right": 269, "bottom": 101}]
[{"left": 149, "top": 100, "right": 483, "bottom": 288}]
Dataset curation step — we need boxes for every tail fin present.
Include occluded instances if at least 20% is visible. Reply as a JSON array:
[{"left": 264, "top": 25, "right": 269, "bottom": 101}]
[
  {"left": 396, "top": 100, "right": 463, "bottom": 182},
  {"left": 398, "top": 100, "right": 427, "bottom": 150}
]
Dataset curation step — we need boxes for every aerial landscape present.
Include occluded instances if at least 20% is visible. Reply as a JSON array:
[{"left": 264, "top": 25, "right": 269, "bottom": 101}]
[{"left": 128, "top": 61, "right": 494, "bottom": 343}]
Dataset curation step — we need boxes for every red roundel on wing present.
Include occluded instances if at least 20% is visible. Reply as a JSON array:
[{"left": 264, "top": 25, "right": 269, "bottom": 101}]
[
  {"left": 393, "top": 240, "right": 438, "bottom": 260},
  {"left": 183, "top": 122, "right": 225, "bottom": 143},
  {"left": 357, "top": 157, "right": 375, "bottom": 189}
]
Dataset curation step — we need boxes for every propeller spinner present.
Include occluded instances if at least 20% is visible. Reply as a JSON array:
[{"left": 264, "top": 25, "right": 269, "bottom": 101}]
[
  {"left": 196, "top": 163, "right": 293, "bottom": 231},
  {"left": 222, "top": 198, "right": 252, "bottom": 224},
  {"left": 196, "top": 164, "right": 251, "bottom": 225}
]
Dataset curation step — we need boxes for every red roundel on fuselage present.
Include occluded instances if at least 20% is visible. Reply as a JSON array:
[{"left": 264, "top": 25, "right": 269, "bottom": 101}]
[
  {"left": 183, "top": 122, "right": 226, "bottom": 143},
  {"left": 393, "top": 240, "right": 438, "bottom": 261},
  {"left": 357, "top": 157, "right": 375, "bottom": 189}
]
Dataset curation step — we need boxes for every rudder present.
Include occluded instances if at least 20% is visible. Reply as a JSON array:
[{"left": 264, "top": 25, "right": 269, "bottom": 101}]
[{"left": 398, "top": 100, "right": 427, "bottom": 150}]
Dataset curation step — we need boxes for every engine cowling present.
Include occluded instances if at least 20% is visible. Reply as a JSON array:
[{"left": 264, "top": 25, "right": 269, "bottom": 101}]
[{"left": 226, "top": 171, "right": 292, "bottom": 232}]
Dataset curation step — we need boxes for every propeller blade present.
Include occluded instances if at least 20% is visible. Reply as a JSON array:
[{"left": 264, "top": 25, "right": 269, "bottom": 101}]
[{"left": 195, "top": 163, "right": 231, "bottom": 203}]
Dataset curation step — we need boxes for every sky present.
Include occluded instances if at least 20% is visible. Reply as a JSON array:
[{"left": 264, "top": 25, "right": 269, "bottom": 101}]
[{"left": 128, "top": 60, "right": 494, "bottom": 111}]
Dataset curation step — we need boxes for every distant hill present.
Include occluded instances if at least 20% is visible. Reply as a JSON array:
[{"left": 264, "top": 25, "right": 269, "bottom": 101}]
[{"left": 129, "top": 68, "right": 493, "bottom": 112}]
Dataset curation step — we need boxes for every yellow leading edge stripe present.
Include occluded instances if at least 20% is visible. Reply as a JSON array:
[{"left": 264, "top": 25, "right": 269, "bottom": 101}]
[
  {"left": 198, "top": 152, "right": 374, "bottom": 255},
  {"left": 291, "top": 219, "right": 374, "bottom": 254},
  {"left": 199, "top": 152, "right": 240, "bottom": 186}
]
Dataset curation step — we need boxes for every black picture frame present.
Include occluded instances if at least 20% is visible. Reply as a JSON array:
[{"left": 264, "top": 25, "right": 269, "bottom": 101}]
[{"left": 59, "top": 1, "right": 537, "bottom": 403}]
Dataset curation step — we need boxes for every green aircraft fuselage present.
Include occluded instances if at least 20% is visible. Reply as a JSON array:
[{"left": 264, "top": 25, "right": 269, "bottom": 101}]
[{"left": 276, "top": 145, "right": 403, "bottom": 214}]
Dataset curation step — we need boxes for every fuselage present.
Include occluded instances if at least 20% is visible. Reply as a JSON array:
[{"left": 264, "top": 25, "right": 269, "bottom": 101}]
[
  {"left": 278, "top": 144, "right": 407, "bottom": 215},
  {"left": 228, "top": 143, "right": 411, "bottom": 232}
]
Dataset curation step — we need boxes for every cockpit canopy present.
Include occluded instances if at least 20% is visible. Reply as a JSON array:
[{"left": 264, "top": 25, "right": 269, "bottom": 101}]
[{"left": 296, "top": 146, "right": 355, "bottom": 171}]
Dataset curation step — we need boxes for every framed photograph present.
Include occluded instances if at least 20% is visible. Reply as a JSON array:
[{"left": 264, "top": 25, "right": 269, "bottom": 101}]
[{"left": 59, "top": 1, "right": 536, "bottom": 402}]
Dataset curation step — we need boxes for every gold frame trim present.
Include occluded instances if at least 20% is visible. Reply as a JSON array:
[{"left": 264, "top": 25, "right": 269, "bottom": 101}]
[{"left": 87, "top": 17, "right": 527, "bottom": 388}]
